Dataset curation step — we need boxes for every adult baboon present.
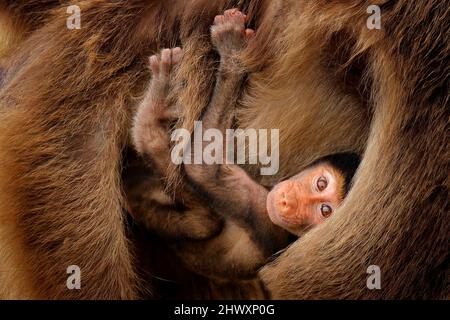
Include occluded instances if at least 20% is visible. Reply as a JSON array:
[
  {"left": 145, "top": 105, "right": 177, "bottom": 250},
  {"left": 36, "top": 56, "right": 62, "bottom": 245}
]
[{"left": 0, "top": 0, "right": 448, "bottom": 299}]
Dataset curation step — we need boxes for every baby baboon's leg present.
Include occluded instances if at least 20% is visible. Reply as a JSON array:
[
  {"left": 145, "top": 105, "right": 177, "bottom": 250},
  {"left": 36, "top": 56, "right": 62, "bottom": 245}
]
[
  {"left": 185, "top": 9, "right": 290, "bottom": 256},
  {"left": 186, "top": 9, "right": 253, "bottom": 180},
  {"left": 131, "top": 48, "right": 221, "bottom": 241},
  {"left": 132, "top": 47, "right": 183, "bottom": 177}
]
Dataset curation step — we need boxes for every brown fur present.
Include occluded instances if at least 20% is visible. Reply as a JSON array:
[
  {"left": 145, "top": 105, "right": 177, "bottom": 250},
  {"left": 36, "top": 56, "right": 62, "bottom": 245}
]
[
  {"left": 0, "top": 1, "right": 61, "bottom": 60},
  {"left": 0, "top": 0, "right": 448, "bottom": 299}
]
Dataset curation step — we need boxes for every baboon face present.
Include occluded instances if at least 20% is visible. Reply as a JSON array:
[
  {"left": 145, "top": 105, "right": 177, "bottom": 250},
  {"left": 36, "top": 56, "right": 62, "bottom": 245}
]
[{"left": 267, "top": 162, "right": 345, "bottom": 235}]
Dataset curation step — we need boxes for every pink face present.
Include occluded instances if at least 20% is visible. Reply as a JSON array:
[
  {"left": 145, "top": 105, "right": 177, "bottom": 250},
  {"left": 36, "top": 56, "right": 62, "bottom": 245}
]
[{"left": 266, "top": 163, "right": 345, "bottom": 235}]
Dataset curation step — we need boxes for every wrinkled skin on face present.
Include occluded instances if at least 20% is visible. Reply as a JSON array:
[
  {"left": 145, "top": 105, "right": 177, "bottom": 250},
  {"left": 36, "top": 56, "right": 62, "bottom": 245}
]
[{"left": 267, "top": 162, "right": 345, "bottom": 236}]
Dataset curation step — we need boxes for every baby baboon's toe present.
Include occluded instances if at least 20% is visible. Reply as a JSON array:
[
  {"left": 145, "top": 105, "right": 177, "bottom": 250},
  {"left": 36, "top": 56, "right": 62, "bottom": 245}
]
[{"left": 211, "top": 8, "right": 254, "bottom": 55}]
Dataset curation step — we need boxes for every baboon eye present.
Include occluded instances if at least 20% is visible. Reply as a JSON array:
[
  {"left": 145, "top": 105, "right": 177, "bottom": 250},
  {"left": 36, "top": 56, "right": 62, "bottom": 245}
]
[
  {"left": 321, "top": 204, "right": 333, "bottom": 218},
  {"left": 317, "top": 176, "right": 328, "bottom": 191}
]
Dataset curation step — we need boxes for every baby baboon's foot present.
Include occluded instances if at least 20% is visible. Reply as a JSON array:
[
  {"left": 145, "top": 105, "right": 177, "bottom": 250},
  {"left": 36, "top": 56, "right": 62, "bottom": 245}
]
[
  {"left": 211, "top": 9, "right": 254, "bottom": 58},
  {"left": 148, "top": 47, "right": 182, "bottom": 102}
]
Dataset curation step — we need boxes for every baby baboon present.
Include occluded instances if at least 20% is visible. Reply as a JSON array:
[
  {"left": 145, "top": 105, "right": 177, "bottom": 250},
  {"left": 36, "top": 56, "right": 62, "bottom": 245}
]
[{"left": 132, "top": 9, "right": 359, "bottom": 279}]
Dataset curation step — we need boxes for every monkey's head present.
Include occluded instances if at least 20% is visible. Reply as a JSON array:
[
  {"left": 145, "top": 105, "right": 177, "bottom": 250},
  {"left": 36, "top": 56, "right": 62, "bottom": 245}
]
[{"left": 267, "top": 154, "right": 360, "bottom": 236}]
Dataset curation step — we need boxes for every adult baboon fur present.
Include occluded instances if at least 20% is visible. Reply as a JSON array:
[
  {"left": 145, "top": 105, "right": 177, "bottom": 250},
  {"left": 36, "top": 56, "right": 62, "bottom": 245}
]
[{"left": 0, "top": 0, "right": 448, "bottom": 299}]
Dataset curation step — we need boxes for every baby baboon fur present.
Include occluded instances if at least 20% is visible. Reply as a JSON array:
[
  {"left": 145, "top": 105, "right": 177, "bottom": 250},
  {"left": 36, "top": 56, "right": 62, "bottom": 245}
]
[{"left": 0, "top": 0, "right": 448, "bottom": 299}]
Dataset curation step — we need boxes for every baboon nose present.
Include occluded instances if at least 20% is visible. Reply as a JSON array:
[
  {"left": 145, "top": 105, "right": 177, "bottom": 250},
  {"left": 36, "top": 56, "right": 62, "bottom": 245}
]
[{"left": 277, "top": 186, "right": 298, "bottom": 219}]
